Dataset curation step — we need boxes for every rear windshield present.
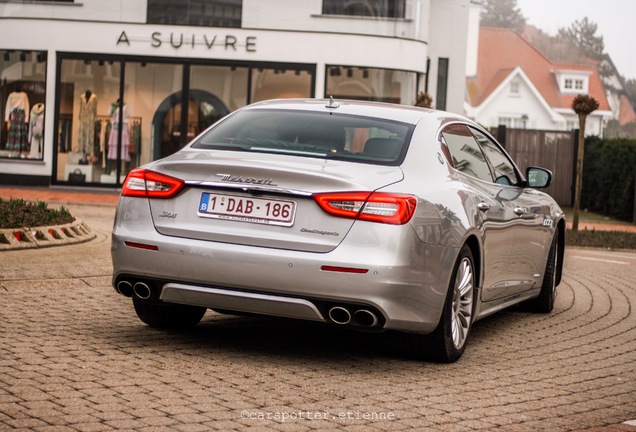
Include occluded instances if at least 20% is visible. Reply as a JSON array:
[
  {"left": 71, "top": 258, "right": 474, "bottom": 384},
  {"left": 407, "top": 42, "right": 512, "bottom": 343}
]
[{"left": 191, "top": 109, "right": 413, "bottom": 165}]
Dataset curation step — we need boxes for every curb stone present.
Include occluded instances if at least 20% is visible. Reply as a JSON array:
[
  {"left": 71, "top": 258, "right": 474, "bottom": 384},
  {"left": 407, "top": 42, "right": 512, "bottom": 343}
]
[{"left": 0, "top": 217, "right": 95, "bottom": 251}]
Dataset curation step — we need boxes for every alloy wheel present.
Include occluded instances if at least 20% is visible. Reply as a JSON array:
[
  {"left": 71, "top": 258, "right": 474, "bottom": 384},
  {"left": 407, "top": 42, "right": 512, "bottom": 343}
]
[{"left": 451, "top": 257, "right": 474, "bottom": 349}]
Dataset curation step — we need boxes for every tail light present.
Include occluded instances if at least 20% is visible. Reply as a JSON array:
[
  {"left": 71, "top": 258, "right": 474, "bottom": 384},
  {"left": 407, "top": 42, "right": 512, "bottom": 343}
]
[
  {"left": 121, "top": 169, "right": 184, "bottom": 198},
  {"left": 314, "top": 192, "right": 416, "bottom": 225}
]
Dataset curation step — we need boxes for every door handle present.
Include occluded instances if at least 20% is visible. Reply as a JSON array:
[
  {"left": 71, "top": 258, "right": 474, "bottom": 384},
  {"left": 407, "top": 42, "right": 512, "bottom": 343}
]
[
  {"left": 477, "top": 202, "right": 490, "bottom": 212},
  {"left": 513, "top": 207, "right": 526, "bottom": 216}
]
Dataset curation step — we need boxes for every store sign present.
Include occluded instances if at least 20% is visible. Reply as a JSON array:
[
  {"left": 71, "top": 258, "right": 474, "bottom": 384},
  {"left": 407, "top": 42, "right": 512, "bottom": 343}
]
[{"left": 116, "top": 31, "right": 256, "bottom": 52}]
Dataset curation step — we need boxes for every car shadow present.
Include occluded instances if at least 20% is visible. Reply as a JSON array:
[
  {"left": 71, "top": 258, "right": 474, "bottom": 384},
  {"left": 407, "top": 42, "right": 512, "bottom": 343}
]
[{"left": 105, "top": 306, "right": 540, "bottom": 366}]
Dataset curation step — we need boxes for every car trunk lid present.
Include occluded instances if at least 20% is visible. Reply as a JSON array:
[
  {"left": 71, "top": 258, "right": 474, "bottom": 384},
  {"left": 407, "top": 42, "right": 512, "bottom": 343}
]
[{"left": 147, "top": 151, "right": 404, "bottom": 252}]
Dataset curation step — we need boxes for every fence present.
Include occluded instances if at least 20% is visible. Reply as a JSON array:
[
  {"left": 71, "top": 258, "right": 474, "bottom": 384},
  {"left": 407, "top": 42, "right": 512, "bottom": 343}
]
[{"left": 491, "top": 127, "right": 576, "bottom": 207}]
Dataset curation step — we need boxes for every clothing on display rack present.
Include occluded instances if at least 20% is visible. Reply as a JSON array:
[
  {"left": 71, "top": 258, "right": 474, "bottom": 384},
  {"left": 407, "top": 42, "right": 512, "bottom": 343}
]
[
  {"left": 28, "top": 102, "right": 45, "bottom": 158},
  {"left": 58, "top": 115, "right": 72, "bottom": 153},
  {"left": 107, "top": 101, "right": 131, "bottom": 162},
  {"left": 131, "top": 120, "right": 141, "bottom": 155},
  {"left": 4, "top": 90, "right": 30, "bottom": 151},
  {"left": 77, "top": 90, "right": 97, "bottom": 157}
]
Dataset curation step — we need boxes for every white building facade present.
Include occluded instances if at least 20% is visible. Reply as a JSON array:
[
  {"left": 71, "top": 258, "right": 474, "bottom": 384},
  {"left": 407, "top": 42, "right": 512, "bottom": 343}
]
[{"left": 0, "top": 0, "right": 475, "bottom": 187}]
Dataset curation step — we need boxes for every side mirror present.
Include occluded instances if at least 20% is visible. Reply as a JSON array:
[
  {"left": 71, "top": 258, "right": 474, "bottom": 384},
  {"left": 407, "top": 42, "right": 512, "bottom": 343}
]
[{"left": 526, "top": 167, "right": 552, "bottom": 189}]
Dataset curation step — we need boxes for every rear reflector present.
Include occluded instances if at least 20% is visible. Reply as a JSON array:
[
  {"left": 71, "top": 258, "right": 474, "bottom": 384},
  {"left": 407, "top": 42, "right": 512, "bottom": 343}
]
[
  {"left": 321, "top": 265, "right": 369, "bottom": 274},
  {"left": 124, "top": 241, "right": 159, "bottom": 251},
  {"left": 314, "top": 192, "right": 416, "bottom": 225},
  {"left": 121, "top": 168, "right": 185, "bottom": 198}
]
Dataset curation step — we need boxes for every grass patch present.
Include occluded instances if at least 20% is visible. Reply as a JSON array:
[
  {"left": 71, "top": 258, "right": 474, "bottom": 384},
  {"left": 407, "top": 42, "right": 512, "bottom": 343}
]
[
  {"left": 566, "top": 229, "right": 636, "bottom": 250},
  {"left": 0, "top": 198, "right": 75, "bottom": 229}
]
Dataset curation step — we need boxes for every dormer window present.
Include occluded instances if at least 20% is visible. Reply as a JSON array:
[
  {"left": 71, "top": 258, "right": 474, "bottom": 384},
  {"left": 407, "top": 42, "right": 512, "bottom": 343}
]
[
  {"left": 564, "top": 78, "right": 584, "bottom": 91},
  {"left": 554, "top": 70, "right": 591, "bottom": 95}
]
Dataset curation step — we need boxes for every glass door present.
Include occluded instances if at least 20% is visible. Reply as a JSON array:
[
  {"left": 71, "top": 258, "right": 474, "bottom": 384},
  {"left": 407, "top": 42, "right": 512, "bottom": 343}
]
[
  {"left": 55, "top": 58, "right": 122, "bottom": 184},
  {"left": 124, "top": 61, "right": 184, "bottom": 181}
]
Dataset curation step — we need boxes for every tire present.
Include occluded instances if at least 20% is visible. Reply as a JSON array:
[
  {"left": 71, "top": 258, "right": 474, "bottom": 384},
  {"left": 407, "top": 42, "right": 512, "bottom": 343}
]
[
  {"left": 133, "top": 297, "right": 206, "bottom": 330},
  {"left": 408, "top": 245, "right": 476, "bottom": 363},
  {"left": 522, "top": 232, "right": 558, "bottom": 313}
]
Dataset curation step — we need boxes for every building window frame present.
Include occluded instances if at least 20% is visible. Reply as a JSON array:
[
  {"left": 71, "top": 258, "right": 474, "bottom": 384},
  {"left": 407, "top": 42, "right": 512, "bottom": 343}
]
[
  {"left": 321, "top": 0, "right": 406, "bottom": 19},
  {"left": 324, "top": 64, "right": 416, "bottom": 105},
  {"left": 559, "top": 74, "right": 589, "bottom": 95},
  {"left": 509, "top": 81, "right": 520, "bottom": 96},
  {"left": 147, "top": 0, "right": 243, "bottom": 28}
]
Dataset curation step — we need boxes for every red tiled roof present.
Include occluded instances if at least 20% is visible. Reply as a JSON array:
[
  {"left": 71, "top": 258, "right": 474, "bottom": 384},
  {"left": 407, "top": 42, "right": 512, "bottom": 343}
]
[
  {"left": 619, "top": 94, "right": 636, "bottom": 125},
  {"left": 468, "top": 27, "right": 610, "bottom": 111}
]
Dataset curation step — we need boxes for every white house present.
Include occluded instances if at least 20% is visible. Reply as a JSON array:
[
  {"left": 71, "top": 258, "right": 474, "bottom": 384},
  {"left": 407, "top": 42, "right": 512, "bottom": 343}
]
[
  {"left": 0, "top": 0, "right": 477, "bottom": 188},
  {"left": 465, "top": 27, "right": 612, "bottom": 135}
]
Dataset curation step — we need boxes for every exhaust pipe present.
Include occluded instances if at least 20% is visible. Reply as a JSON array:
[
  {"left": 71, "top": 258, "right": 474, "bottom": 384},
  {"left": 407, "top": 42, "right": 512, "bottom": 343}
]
[
  {"left": 116, "top": 280, "right": 134, "bottom": 297},
  {"left": 353, "top": 309, "right": 379, "bottom": 327},
  {"left": 328, "top": 306, "right": 352, "bottom": 325},
  {"left": 133, "top": 281, "right": 152, "bottom": 300}
]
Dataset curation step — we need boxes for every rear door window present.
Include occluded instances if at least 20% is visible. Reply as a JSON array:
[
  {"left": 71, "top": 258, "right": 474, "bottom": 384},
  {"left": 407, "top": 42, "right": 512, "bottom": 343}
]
[
  {"left": 441, "top": 124, "right": 493, "bottom": 182},
  {"left": 470, "top": 129, "right": 520, "bottom": 186}
]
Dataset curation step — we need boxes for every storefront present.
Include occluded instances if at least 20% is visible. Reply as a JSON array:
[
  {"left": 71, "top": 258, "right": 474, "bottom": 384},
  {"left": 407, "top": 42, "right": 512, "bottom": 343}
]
[
  {"left": 1, "top": 11, "right": 431, "bottom": 188},
  {"left": 50, "top": 54, "right": 319, "bottom": 186}
]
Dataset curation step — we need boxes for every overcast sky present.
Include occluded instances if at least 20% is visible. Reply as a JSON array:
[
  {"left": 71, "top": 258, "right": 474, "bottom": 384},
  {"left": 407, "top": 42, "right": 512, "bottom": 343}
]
[{"left": 516, "top": 0, "right": 636, "bottom": 81}]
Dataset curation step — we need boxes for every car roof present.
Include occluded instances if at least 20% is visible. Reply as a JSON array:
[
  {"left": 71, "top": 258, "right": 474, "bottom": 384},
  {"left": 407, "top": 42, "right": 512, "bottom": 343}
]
[{"left": 243, "top": 98, "right": 470, "bottom": 126}]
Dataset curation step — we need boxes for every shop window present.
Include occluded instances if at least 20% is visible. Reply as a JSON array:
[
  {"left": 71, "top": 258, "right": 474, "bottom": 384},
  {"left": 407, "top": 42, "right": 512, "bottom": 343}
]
[
  {"left": 1, "top": 50, "right": 47, "bottom": 160},
  {"left": 322, "top": 0, "right": 406, "bottom": 18},
  {"left": 147, "top": 0, "right": 242, "bottom": 28},
  {"left": 124, "top": 62, "right": 185, "bottom": 168},
  {"left": 325, "top": 66, "right": 415, "bottom": 105},
  {"left": 250, "top": 67, "right": 313, "bottom": 103},
  {"left": 55, "top": 58, "right": 123, "bottom": 184}
]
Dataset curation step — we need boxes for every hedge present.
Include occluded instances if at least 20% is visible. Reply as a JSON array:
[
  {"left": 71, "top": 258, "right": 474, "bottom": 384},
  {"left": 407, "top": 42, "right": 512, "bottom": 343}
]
[{"left": 581, "top": 137, "right": 636, "bottom": 222}]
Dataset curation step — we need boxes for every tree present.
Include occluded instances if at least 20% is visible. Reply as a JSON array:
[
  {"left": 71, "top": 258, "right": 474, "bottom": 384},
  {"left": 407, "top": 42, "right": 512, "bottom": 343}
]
[
  {"left": 557, "top": 17, "right": 604, "bottom": 60},
  {"left": 522, "top": 25, "right": 585, "bottom": 64},
  {"left": 415, "top": 92, "right": 433, "bottom": 108},
  {"left": 480, "top": 0, "right": 526, "bottom": 32},
  {"left": 571, "top": 94, "right": 600, "bottom": 231}
]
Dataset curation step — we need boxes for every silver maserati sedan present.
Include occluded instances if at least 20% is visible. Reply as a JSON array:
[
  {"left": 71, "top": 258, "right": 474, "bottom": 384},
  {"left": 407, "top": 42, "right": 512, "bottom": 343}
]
[{"left": 111, "top": 98, "right": 565, "bottom": 362}]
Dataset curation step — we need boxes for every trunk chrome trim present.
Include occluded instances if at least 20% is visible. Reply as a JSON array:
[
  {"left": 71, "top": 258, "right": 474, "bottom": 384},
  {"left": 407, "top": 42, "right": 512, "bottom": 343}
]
[{"left": 184, "top": 181, "right": 313, "bottom": 197}]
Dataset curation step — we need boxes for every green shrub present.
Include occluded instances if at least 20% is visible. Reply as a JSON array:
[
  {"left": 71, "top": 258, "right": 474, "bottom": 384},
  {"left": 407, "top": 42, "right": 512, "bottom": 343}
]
[
  {"left": 566, "top": 228, "right": 636, "bottom": 250},
  {"left": 0, "top": 198, "right": 74, "bottom": 229},
  {"left": 581, "top": 137, "right": 636, "bottom": 222}
]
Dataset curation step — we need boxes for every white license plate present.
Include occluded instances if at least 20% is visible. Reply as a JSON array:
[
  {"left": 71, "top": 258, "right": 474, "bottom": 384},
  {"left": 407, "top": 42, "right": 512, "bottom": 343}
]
[{"left": 198, "top": 192, "right": 296, "bottom": 227}]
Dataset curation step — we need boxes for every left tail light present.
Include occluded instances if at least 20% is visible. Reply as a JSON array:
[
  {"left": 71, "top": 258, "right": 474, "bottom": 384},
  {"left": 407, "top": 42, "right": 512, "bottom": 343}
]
[
  {"left": 121, "top": 168, "right": 185, "bottom": 198},
  {"left": 314, "top": 192, "right": 417, "bottom": 225}
]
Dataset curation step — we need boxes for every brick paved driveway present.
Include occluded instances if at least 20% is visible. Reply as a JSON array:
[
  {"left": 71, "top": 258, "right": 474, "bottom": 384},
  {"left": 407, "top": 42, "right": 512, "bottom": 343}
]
[{"left": 1, "top": 204, "right": 635, "bottom": 431}]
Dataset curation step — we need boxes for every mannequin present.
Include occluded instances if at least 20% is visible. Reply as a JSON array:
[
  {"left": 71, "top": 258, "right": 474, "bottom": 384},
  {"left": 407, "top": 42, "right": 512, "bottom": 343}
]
[
  {"left": 77, "top": 90, "right": 97, "bottom": 158},
  {"left": 28, "top": 102, "right": 45, "bottom": 158},
  {"left": 4, "top": 88, "right": 30, "bottom": 152}
]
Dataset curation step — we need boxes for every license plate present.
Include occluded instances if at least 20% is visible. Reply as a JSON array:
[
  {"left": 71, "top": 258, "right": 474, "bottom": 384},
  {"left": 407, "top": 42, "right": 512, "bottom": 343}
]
[{"left": 198, "top": 192, "right": 296, "bottom": 227}]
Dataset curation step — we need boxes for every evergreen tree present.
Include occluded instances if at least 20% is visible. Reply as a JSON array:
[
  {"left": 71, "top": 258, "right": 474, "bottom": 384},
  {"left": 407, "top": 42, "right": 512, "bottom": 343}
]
[
  {"left": 557, "top": 17, "right": 604, "bottom": 59},
  {"left": 480, "top": 0, "right": 526, "bottom": 32}
]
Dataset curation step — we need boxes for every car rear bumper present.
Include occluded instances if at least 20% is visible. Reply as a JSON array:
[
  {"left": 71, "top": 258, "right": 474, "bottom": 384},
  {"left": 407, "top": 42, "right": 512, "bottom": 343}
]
[{"left": 111, "top": 203, "right": 456, "bottom": 334}]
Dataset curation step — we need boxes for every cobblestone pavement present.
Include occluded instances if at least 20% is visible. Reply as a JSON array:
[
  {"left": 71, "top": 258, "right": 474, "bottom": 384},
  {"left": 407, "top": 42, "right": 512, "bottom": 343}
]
[{"left": 1, "top": 203, "right": 635, "bottom": 432}]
